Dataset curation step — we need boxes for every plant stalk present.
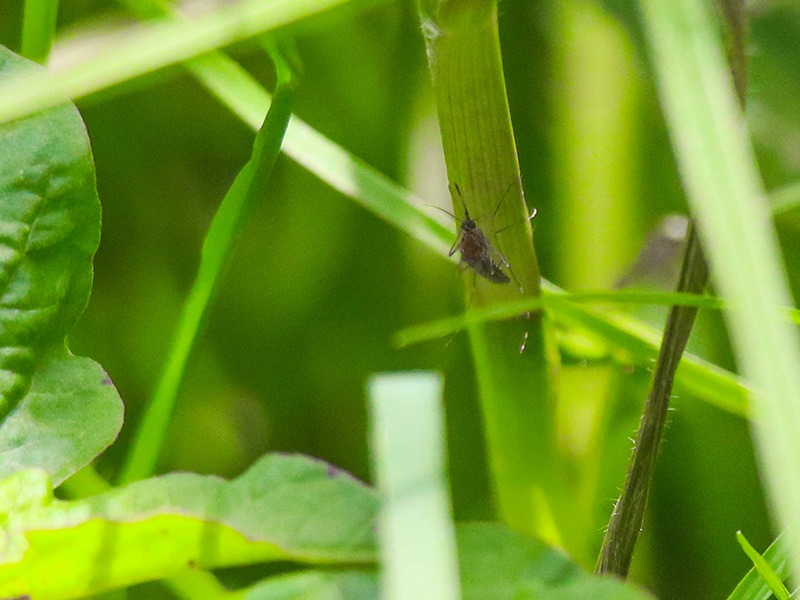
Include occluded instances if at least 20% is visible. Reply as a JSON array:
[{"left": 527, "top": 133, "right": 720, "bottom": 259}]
[
  {"left": 595, "top": 0, "right": 747, "bottom": 576},
  {"left": 419, "top": 0, "right": 565, "bottom": 544}
]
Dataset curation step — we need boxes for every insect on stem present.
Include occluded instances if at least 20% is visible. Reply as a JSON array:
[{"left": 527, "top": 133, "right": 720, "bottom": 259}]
[{"left": 447, "top": 183, "right": 511, "bottom": 285}]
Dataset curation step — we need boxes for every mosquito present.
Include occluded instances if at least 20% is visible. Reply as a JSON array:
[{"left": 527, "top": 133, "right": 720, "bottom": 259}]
[
  {"left": 436, "top": 182, "right": 535, "bottom": 286},
  {"left": 433, "top": 182, "right": 538, "bottom": 353},
  {"left": 450, "top": 202, "right": 511, "bottom": 284}
]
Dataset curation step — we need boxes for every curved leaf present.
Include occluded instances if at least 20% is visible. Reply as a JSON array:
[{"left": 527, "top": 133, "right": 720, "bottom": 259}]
[
  {"left": 457, "top": 523, "right": 653, "bottom": 600},
  {"left": 0, "top": 46, "right": 123, "bottom": 480},
  {"left": 0, "top": 355, "right": 122, "bottom": 486},
  {"left": 243, "top": 572, "right": 378, "bottom": 600},
  {"left": 0, "top": 454, "right": 378, "bottom": 600},
  {"left": 0, "top": 457, "right": 654, "bottom": 600}
]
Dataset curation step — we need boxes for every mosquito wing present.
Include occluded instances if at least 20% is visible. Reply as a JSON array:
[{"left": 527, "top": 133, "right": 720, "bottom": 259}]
[
  {"left": 470, "top": 257, "right": 511, "bottom": 284},
  {"left": 449, "top": 227, "right": 464, "bottom": 257}
]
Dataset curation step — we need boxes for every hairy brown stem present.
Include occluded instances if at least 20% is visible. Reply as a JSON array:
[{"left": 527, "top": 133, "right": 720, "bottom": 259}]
[{"left": 595, "top": 0, "right": 747, "bottom": 577}]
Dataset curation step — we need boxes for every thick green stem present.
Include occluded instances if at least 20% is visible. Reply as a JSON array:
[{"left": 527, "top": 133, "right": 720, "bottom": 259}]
[{"left": 419, "top": 0, "right": 564, "bottom": 543}]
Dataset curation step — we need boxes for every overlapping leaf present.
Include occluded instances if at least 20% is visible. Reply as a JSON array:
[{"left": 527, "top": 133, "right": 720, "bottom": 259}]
[{"left": 0, "top": 46, "right": 122, "bottom": 482}]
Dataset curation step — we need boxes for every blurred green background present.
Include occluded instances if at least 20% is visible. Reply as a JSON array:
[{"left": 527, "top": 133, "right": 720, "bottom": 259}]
[{"left": 4, "top": 0, "right": 800, "bottom": 598}]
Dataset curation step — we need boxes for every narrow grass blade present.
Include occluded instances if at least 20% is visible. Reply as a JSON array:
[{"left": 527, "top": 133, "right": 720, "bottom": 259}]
[
  {"left": 396, "top": 289, "right": 751, "bottom": 416},
  {"left": 641, "top": 0, "right": 800, "bottom": 582},
  {"left": 368, "top": 372, "right": 460, "bottom": 600},
  {"left": 548, "top": 292, "right": 749, "bottom": 417},
  {"left": 119, "top": 67, "right": 296, "bottom": 484},
  {"left": 735, "top": 531, "right": 790, "bottom": 600},
  {"left": 728, "top": 533, "right": 791, "bottom": 600},
  {"left": 395, "top": 291, "right": 723, "bottom": 347},
  {"left": 21, "top": 0, "right": 59, "bottom": 64},
  {"left": 0, "top": 0, "right": 354, "bottom": 126}
]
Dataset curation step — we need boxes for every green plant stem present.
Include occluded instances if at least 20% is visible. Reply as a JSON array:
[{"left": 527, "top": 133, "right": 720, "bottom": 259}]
[
  {"left": 595, "top": 0, "right": 748, "bottom": 577},
  {"left": 419, "top": 0, "right": 564, "bottom": 544},
  {"left": 21, "top": 0, "right": 59, "bottom": 64},
  {"left": 596, "top": 226, "right": 708, "bottom": 575},
  {"left": 119, "top": 74, "right": 295, "bottom": 485}
]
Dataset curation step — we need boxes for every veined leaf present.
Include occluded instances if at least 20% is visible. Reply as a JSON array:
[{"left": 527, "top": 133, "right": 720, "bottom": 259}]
[
  {"left": 0, "top": 454, "right": 378, "bottom": 600},
  {"left": 0, "top": 46, "right": 122, "bottom": 483}
]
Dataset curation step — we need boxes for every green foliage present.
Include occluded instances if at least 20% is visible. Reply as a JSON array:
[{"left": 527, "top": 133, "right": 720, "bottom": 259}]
[
  {"left": 641, "top": 0, "right": 800, "bottom": 579},
  {"left": 2, "top": 0, "right": 800, "bottom": 598},
  {"left": 0, "top": 355, "right": 122, "bottom": 485},
  {"left": 0, "top": 455, "right": 377, "bottom": 599},
  {"left": 734, "top": 531, "right": 790, "bottom": 600},
  {"left": 728, "top": 533, "right": 792, "bottom": 600},
  {"left": 242, "top": 572, "right": 378, "bottom": 600},
  {"left": 0, "top": 46, "right": 122, "bottom": 481}
]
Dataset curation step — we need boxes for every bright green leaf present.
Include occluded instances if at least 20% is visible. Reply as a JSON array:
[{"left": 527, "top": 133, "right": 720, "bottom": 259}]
[
  {"left": 0, "top": 46, "right": 122, "bottom": 482},
  {"left": 243, "top": 572, "right": 378, "bottom": 600},
  {"left": 728, "top": 533, "right": 792, "bottom": 600},
  {"left": 0, "top": 355, "right": 122, "bottom": 486},
  {"left": 735, "top": 531, "right": 790, "bottom": 600},
  {"left": 0, "top": 454, "right": 378, "bottom": 600},
  {"left": 457, "top": 523, "right": 653, "bottom": 599}
]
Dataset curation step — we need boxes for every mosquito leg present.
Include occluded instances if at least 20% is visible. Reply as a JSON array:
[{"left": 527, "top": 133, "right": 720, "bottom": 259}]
[{"left": 466, "top": 271, "right": 477, "bottom": 310}]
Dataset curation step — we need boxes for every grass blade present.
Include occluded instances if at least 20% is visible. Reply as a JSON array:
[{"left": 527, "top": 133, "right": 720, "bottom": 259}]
[
  {"left": 728, "top": 533, "right": 792, "bottom": 600},
  {"left": 396, "top": 288, "right": 751, "bottom": 417},
  {"left": 768, "top": 179, "right": 800, "bottom": 217},
  {"left": 21, "top": 0, "right": 59, "bottom": 64},
  {"left": 119, "top": 60, "right": 296, "bottom": 484},
  {"left": 0, "top": 0, "right": 354, "bottom": 126},
  {"left": 641, "top": 0, "right": 800, "bottom": 583},
  {"left": 368, "top": 372, "right": 460, "bottom": 600},
  {"left": 419, "top": 0, "right": 565, "bottom": 545},
  {"left": 735, "top": 531, "right": 790, "bottom": 600}
]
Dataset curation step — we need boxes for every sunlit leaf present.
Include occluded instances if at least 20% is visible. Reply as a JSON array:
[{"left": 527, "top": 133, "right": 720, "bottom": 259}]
[
  {"left": 0, "top": 454, "right": 378, "bottom": 600},
  {"left": 0, "top": 46, "right": 122, "bottom": 483}
]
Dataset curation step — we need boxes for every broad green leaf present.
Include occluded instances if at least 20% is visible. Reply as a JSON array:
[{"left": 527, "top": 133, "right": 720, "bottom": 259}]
[
  {"left": 243, "top": 572, "right": 378, "bottom": 600},
  {"left": 0, "top": 46, "right": 122, "bottom": 481},
  {"left": 0, "top": 454, "right": 654, "bottom": 600},
  {"left": 0, "top": 454, "right": 378, "bottom": 600},
  {"left": 202, "top": 525, "right": 656, "bottom": 600},
  {"left": 0, "top": 355, "right": 122, "bottom": 486},
  {"left": 457, "top": 523, "right": 653, "bottom": 599}
]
